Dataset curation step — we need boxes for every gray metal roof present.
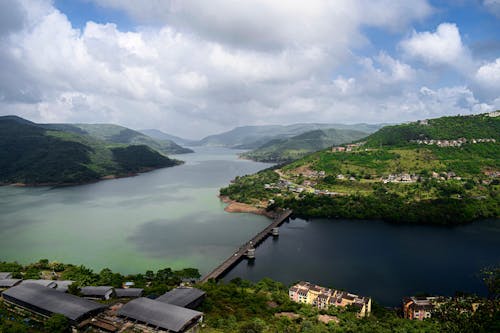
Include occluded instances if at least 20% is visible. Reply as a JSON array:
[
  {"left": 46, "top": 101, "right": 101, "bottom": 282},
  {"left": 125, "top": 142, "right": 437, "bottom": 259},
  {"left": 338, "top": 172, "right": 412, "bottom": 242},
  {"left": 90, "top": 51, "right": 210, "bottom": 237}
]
[
  {"left": 0, "top": 279, "right": 22, "bottom": 288},
  {"left": 55, "top": 280, "right": 75, "bottom": 292},
  {"left": 115, "top": 288, "right": 143, "bottom": 298},
  {"left": 80, "top": 286, "right": 113, "bottom": 296},
  {"left": 2, "top": 283, "right": 105, "bottom": 322},
  {"left": 0, "top": 272, "right": 12, "bottom": 279},
  {"left": 155, "top": 287, "right": 206, "bottom": 307},
  {"left": 21, "top": 279, "right": 57, "bottom": 288},
  {"left": 118, "top": 297, "right": 203, "bottom": 332}
]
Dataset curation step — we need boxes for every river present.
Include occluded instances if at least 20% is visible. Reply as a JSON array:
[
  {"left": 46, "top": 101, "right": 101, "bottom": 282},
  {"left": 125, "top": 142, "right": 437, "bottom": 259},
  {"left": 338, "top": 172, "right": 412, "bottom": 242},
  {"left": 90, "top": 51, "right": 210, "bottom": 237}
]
[{"left": 0, "top": 148, "right": 498, "bottom": 305}]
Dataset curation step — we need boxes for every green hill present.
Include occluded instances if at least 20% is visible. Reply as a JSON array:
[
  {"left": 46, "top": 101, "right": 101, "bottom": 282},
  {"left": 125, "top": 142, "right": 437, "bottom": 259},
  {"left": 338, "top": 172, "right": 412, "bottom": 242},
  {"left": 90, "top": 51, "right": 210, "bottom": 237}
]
[
  {"left": 0, "top": 116, "right": 181, "bottom": 185},
  {"left": 240, "top": 128, "right": 369, "bottom": 162},
  {"left": 44, "top": 123, "right": 193, "bottom": 154},
  {"left": 365, "top": 113, "right": 500, "bottom": 147},
  {"left": 220, "top": 112, "right": 500, "bottom": 224},
  {"left": 195, "top": 123, "right": 383, "bottom": 149}
]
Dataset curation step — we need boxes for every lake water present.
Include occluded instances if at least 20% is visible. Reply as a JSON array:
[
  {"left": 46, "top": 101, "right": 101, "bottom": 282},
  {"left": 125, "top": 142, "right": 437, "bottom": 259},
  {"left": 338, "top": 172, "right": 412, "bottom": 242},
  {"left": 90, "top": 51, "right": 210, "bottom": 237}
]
[
  {"left": 225, "top": 218, "right": 500, "bottom": 305},
  {"left": 0, "top": 148, "right": 498, "bottom": 305},
  {"left": 0, "top": 147, "right": 273, "bottom": 274}
]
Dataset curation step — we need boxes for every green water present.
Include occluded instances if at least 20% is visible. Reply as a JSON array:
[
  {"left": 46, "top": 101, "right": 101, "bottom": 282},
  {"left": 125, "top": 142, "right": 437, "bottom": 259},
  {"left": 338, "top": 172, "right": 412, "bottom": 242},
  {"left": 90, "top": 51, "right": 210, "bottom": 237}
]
[{"left": 0, "top": 147, "right": 273, "bottom": 274}]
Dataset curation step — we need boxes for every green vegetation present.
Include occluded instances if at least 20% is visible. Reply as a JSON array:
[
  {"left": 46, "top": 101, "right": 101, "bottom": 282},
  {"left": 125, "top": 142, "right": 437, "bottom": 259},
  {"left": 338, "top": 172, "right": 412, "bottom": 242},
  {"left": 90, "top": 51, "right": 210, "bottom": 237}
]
[
  {"left": 221, "top": 113, "right": 500, "bottom": 224},
  {"left": 240, "top": 128, "right": 369, "bottom": 163},
  {"left": 67, "top": 123, "right": 193, "bottom": 154},
  {"left": 0, "top": 116, "right": 181, "bottom": 185},
  {"left": 365, "top": 113, "right": 500, "bottom": 147},
  {"left": 1, "top": 259, "right": 498, "bottom": 333}
]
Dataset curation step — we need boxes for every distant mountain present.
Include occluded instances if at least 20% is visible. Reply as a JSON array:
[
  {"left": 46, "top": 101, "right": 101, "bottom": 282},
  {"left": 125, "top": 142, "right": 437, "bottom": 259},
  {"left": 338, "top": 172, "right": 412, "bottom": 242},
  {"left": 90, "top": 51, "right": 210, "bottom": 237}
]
[
  {"left": 0, "top": 116, "right": 181, "bottom": 185},
  {"left": 196, "top": 123, "right": 383, "bottom": 149},
  {"left": 45, "top": 123, "right": 193, "bottom": 154},
  {"left": 139, "top": 129, "right": 196, "bottom": 147},
  {"left": 240, "top": 128, "right": 369, "bottom": 163}
]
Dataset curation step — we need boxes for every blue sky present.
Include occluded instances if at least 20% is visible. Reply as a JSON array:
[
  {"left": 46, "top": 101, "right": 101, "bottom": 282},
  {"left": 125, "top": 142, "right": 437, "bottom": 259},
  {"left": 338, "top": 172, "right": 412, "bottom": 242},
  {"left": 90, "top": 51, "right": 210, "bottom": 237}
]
[{"left": 0, "top": 0, "right": 499, "bottom": 138}]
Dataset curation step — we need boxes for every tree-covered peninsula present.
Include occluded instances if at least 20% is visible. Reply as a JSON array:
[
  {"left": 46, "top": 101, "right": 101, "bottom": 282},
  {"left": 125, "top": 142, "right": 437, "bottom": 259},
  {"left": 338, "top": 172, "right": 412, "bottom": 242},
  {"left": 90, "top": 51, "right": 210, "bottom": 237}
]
[
  {"left": 0, "top": 116, "right": 182, "bottom": 185},
  {"left": 221, "top": 112, "right": 500, "bottom": 224}
]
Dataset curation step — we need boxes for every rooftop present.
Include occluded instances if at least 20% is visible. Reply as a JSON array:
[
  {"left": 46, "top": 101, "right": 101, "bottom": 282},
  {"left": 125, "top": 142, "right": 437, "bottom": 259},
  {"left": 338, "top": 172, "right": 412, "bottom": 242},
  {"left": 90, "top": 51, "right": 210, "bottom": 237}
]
[
  {"left": 118, "top": 297, "right": 203, "bottom": 333},
  {"left": 155, "top": 287, "right": 206, "bottom": 308},
  {"left": 2, "top": 283, "right": 105, "bottom": 322},
  {"left": 0, "top": 272, "right": 12, "bottom": 279},
  {"left": 81, "top": 286, "right": 113, "bottom": 296},
  {"left": 115, "top": 288, "right": 143, "bottom": 298},
  {"left": 21, "top": 279, "right": 57, "bottom": 288},
  {"left": 0, "top": 279, "right": 22, "bottom": 288}
]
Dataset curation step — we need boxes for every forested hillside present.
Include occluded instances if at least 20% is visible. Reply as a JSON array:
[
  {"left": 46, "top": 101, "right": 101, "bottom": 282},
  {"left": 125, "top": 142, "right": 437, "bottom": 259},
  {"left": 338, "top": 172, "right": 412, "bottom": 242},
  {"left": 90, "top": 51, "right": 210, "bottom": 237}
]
[
  {"left": 221, "top": 112, "right": 500, "bottom": 224},
  {"left": 0, "top": 116, "right": 180, "bottom": 185},
  {"left": 240, "top": 128, "right": 369, "bottom": 162}
]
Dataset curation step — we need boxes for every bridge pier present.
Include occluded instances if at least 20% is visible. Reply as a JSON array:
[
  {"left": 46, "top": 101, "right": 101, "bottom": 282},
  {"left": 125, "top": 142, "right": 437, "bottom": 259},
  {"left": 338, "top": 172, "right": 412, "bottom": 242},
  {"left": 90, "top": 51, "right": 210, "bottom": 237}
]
[{"left": 245, "top": 248, "right": 255, "bottom": 259}]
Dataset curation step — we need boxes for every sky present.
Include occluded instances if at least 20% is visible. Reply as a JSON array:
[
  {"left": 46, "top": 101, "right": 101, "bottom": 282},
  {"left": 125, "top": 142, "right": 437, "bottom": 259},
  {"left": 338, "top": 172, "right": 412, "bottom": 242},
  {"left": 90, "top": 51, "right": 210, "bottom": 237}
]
[{"left": 0, "top": 0, "right": 499, "bottom": 139}]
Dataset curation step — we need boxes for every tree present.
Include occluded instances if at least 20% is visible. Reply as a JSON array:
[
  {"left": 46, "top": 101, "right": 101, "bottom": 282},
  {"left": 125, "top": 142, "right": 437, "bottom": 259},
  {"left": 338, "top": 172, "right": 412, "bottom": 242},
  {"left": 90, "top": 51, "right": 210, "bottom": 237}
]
[
  {"left": 481, "top": 265, "right": 500, "bottom": 299},
  {"left": 44, "top": 314, "right": 70, "bottom": 333}
]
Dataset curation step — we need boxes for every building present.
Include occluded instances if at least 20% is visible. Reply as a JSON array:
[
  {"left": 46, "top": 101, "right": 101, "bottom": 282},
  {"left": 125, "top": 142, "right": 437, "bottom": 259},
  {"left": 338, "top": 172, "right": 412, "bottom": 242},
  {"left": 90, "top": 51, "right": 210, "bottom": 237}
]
[
  {"left": 403, "top": 296, "right": 439, "bottom": 320},
  {"left": 54, "top": 280, "right": 74, "bottom": 293},
  {"left": 115, "top": 288, "right": 144, "bottom": 298},
  {"left": 1, "top": 283, "right": 105, "bottom": 325},
  {"left": 156, "top": 287, "right": 206, "bottom": 309},
  {"left": 20, "top": 279, "right": 57, "bottom": 289},
  {"left": 118, "top": 297, "right": 203, "bottom": 333},
  {"left": 0, "top": 279, "right": 22, "bottom": 290},
  {"left": 288, "top": 281, "right": 371, "bottom": 317},
  {"left": 81, "top": 286, "right": 115, "bottom": 300},
  {"left": 0, "top": 272, "right": 13, "bottom": 279}
]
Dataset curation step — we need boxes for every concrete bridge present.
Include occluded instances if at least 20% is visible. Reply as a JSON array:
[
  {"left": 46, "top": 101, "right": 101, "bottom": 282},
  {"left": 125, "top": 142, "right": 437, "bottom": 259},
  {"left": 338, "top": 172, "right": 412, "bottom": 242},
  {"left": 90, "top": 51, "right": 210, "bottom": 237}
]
[{"left": 200, "top": 209, "right": 293, "bottom": 283}]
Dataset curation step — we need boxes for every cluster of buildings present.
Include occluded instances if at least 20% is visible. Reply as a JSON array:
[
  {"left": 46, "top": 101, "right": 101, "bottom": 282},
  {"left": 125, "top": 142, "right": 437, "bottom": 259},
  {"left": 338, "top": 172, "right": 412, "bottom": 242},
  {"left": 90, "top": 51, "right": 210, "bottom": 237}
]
[
  {"left": 381, "top": 173, "right": 420, "bottom": 184},
  {"left": 410, "top": 138, "right": 496, "bottom": 147},
  {"left": 289, "top": 281, "right": 371, "bottom": 317},
  {"left": 0, "top": 272, "right": 205, "bottom": 332},
  {"left": 331, "top": 142, "right": 366, "bottom": 153}
]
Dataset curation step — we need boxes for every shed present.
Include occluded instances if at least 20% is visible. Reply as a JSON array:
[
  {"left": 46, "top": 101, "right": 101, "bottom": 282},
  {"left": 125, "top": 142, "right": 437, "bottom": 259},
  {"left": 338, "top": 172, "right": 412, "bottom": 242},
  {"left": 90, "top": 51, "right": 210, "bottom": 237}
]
[
  {"left": 115, "top": 288, "right": 143, "bottom": 298},
  {"left": 80, "top": 286, "right": 115, "bottom": 300},
  {"left": 55, "top": 280, "right": 75, "bottom": 293},
  {"left": 21, "top": 280, "right": 57, "bottom": 289},
  {"left": 1, "top": 283, "right": 105, "bottom": 324},
  {"left": 155, "top": 287, "right": 206, "bottom": 309},
  {"left": 0, "top": 279, "right": 22, "bottom": 289},
  {"left": 118, "top": 297, "right": 203, "bottom": 333}
]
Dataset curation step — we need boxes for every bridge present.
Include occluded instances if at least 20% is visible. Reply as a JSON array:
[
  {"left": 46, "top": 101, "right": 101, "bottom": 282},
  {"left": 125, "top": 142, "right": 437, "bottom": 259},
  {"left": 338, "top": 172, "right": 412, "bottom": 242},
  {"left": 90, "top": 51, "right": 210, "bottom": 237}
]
[{"left": 200, "top": 209, "right": 293, "bottom": 283}]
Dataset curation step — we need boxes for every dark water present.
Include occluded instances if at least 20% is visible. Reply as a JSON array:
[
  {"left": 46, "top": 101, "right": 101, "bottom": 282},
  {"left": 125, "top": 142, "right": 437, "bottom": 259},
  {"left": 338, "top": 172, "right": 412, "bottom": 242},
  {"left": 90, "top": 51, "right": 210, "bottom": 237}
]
[{"left": 224, "top": 217, "right": 500, "bottom": 306}]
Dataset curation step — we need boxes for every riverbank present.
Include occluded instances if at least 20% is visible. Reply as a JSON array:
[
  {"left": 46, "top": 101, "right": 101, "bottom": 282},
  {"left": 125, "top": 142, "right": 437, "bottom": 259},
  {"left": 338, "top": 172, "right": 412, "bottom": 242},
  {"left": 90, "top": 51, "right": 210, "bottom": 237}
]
[
  {"left": 0, "top": 164, "right": 182, "bottom": 187},
  {"left": 220, "top": 195, "right": 276, "bottom": 218}
]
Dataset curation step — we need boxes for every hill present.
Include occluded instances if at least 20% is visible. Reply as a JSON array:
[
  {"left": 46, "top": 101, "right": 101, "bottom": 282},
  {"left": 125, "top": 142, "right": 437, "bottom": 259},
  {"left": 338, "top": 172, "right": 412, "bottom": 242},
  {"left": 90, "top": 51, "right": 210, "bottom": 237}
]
[
  {"left": 139, "top": 129, "right": 196, "bottom": 147},
  {"left": 195, "top": 123, "right": 383, "bottom": 149},
  {"left": 0, "top": 116, "right": 181, "bottom": 185},
  {"left": 220, "top": 112, "right": 500, "bottom": 224},
  {"left": 240, "top": 128, "right": 369, "bottom": 163},
  {"left": 46, "top": 123, "right": 194, "bottom": 154}
]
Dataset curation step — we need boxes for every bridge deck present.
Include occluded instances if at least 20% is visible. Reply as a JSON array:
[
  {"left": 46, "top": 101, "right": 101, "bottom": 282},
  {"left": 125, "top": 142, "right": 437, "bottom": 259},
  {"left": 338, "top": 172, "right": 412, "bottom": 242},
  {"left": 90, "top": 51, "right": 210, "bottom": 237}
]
[{"left": 200, "top": 209, "right": 292, "bottom": 283}]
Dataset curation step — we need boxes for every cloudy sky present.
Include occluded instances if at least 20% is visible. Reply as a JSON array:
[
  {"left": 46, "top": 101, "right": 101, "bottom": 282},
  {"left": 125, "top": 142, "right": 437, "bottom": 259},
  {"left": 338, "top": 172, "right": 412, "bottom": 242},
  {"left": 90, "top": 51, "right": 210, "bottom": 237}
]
[{"left": 0, "top": 0, "right": 499, "bottom": 138}]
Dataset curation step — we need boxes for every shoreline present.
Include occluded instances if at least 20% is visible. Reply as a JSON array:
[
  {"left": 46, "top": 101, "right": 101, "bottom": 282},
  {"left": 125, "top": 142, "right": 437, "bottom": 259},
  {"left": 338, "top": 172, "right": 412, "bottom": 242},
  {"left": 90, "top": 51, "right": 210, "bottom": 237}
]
[
  {"left": 0, "top": 165, "right": 180, "bottom": 188},
  {"left": 219, "top": 195, "right": 277, "bottom": 219}
]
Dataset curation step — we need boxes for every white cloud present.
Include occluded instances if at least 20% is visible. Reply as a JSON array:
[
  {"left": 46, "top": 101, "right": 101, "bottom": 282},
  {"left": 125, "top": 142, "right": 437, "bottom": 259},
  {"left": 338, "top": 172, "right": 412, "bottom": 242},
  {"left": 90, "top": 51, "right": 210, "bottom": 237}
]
[
  {"left": 484, "top": 0, "right": 500, "bottom": 17},
  {"left": 476, "top": 58, "right": 500, "bottom": 86},
  {"left": 0, "top": 0, "right": 498, "bottom": 139},
  {"left": 400, "top": 23, "right": 469, "bottom": 67}
]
